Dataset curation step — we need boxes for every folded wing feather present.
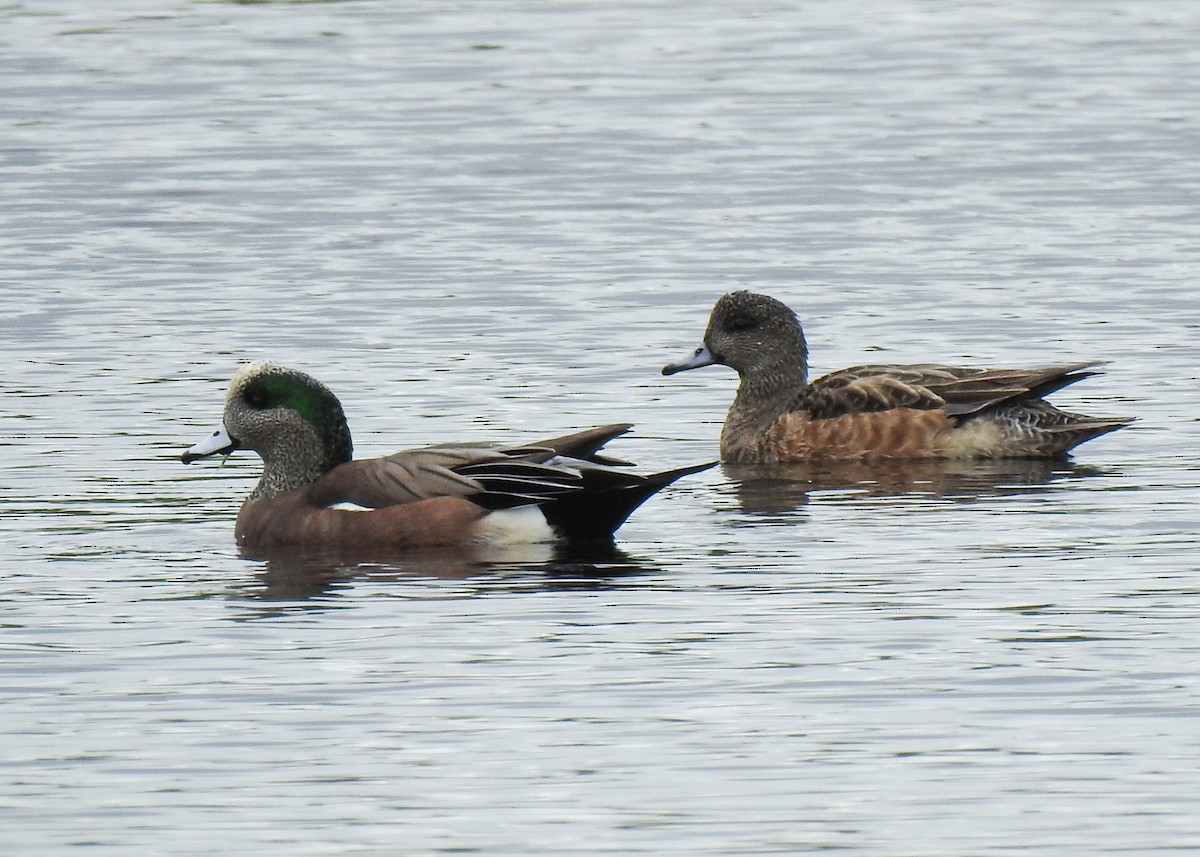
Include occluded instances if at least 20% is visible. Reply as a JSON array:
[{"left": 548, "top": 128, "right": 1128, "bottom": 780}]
[
  {"left": 796, "top": 362, "right": 1104, "bottom": 421},
  {"left": 303, "top": 424, "right": 636, "bottom": 512}
]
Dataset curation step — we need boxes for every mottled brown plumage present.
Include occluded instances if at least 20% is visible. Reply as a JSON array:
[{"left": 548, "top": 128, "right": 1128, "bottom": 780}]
[
  {"left": 663, "top": 291, "right": 1132, "bottom": 463},
  {"left": 184, "top": 362, "right": 712, "bottom": 550}
]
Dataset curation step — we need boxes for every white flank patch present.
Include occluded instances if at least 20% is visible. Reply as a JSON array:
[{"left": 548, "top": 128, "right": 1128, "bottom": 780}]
[
  {"left": 328, "top": 501, "right": 375, "bottom": 512},
  {"left": 476, "top": 505, "right": 555, "bottom": 546}
]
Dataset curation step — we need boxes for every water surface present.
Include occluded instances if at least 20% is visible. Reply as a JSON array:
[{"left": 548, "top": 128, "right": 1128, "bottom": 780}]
[{"left": 2, "top": 1, "right": 1198, "bottom": 854}]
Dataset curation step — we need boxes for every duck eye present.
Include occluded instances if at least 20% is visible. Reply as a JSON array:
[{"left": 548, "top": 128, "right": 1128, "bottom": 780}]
[
  {"left": 724, "top": 313, "right": 757, "bottom": 333},
  {"left": 243, "top": 386, "right": 270, "bottom": 409}
]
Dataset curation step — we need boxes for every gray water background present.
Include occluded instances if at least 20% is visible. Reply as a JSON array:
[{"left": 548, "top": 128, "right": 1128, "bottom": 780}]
[{"left": 2, "top": 1, "right": 1198, "bottom": 854}]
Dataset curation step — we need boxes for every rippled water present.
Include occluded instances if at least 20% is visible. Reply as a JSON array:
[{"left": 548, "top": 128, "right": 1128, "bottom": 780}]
[{"left": 3, "top": 1, "right": 1198, "bottom": 854}]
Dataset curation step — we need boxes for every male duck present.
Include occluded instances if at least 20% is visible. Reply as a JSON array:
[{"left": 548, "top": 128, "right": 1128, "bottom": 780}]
[
  {"left": 663, "top": 291, "right": 1132, "bottom": 463},
  {"left": 184, "top": 362, "right": 712, "bottom": 550}
]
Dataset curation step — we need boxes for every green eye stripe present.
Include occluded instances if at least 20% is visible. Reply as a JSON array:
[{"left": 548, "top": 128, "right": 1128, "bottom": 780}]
[{"left": 251, "top": 374, "right": 338, "bottom": 432}]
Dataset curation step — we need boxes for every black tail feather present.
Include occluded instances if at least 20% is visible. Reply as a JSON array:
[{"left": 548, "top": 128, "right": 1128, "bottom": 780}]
[{"left": 541, "top": 461, "right": 716, "bottom": 543}]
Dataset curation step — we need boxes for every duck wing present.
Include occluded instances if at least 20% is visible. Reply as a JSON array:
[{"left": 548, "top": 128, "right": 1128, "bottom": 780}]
[
  {"left": 797, "top": 362, "right": 1104, "bottom": 420},
  {"left": 306, "top": 444, "right": 582, "bottom": 511},
  {"left": 302, "top": 423, "right": 637, "bottom": 511}
]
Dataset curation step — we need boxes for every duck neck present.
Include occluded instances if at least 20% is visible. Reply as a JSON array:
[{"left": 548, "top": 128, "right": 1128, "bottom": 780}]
[
  {"left": 251, "top": 458, "right": 327, "bottom": 501},
  {"left": 250, "top": 424, "right": 351, "bottom": 501},
  {"left": 721, "top": 359, "right": 808, "bottom": 460}
]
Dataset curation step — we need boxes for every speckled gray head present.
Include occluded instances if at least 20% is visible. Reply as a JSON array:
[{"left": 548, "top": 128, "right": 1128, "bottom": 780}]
[{"left": 183, "top": 362, "right": 353, "bottom": 499}]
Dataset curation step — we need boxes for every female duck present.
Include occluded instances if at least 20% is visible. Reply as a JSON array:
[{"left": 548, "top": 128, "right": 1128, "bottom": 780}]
[{"left": 663, "top": 291, "right": 1131, "bottom": 463}]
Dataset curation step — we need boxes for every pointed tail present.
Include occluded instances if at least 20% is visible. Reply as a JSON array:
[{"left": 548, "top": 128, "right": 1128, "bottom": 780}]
[
  {"left": 1043, "top": 416, "right": 1135, "bottom": 455},
  {"left": 541, "top": 461, "right": 715, "bottom": 544}
]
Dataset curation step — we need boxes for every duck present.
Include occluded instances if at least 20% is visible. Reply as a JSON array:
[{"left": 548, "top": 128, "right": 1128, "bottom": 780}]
[
  {"left": 183, "top": 362, "right": 712, "bottom": 551},
  {"left": 662, "top": 291, "right": 1132, "bottom": 463}
]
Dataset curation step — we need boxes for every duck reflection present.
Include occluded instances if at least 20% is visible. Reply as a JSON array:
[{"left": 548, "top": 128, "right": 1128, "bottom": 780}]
[
  {"left": 236, "top": 538, "right": 651, "bottom": 605},
  {"left": 726, "top": 457, "right": 1091, "bottom": 515}
]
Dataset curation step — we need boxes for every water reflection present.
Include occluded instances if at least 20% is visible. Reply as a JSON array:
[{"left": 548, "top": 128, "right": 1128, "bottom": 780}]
[
  {"left": 726, "top": 458, "right": 1094, "bottom": 515},
  {"left": 233, "top": 539, "right": 654, "bottom": 606}
]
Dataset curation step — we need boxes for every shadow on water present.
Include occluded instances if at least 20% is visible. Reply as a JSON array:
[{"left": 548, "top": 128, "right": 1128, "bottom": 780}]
[
  {"left": 725, "top": 458, "right": 1105, "bottom": 515},
  {"left": 227, "top": 538, "right": 656, "bottom": 613}
]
